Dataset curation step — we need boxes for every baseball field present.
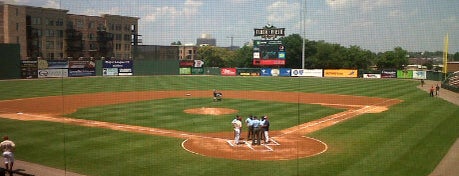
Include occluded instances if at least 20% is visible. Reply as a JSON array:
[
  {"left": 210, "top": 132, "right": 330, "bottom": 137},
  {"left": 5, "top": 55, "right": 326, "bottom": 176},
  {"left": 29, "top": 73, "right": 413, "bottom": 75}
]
[{"left": 0, "top": 76, "right": 458, "bottom": 176}]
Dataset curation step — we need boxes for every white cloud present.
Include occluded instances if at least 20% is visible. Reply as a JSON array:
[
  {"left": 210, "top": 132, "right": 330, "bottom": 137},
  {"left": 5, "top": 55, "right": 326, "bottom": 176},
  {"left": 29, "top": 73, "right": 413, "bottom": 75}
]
[
  {"left": 143, "top": 0, "right": 202, "bottom": 23},
  {"left": 267, "top": 1, "right": 300, "bottom": 23},
  {"left": 43, "top": 0, "right": 59, "bottom": 9},
  {"left": 327, "top": 0, "right": 396, "bottom": 12}
]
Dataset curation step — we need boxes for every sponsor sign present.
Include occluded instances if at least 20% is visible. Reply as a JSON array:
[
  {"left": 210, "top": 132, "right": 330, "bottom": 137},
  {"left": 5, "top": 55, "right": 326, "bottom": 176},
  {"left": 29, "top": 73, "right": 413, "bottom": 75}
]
[
  {"left": 103, "top": 60, "right": 133, "bottom": 68},
  {"left": 103, "top": 68, "right": 118, "bottom": 76},
  {"left": 253, "top": 59, "right": 285, "bottom": 66},
  {"left": 381, "top": 70, "right": 397, "bottom": 78},
  {"left": 21, "top": 60, "right": 38, "bottom": 79},
  {"left": 38, "top": 60, "right": 68, "bottom": 69},
  {"left": 194, "top": 60, "right": 204, "bottom": 67},
  {"left": 69, "top": 69, "right": 96, "bottom": 77},
  {"left": 397, "top": 70, "right": 413, "bottom": 79},
  {"left": 179, "top": 68, "right": 192, "bottom": 75},
  {"left": 179, "top": 60, "right": 194, "bottom": 67},
  {"left": 38, "top": 69, "right": 68, "bottom": 78},
  {"left": 324, "top": 69, "right": 358, "bottom": 78},
  {"left": 69, "top": 61, "right": 96, "bottom": 69},
  {"left": 261, "top": 68, "right": 291, "bottom": 76},
  {"left": 103, "top": 60, "right": 133, "bottom": 76},
  {"left": 363, "top": 74, "right": 381, "bottom": 78},
  {"left": 221, "top": 68, "right": 237, "bottom": 76},
  {"left": 413, "top": 70, "right": 427, "bottom": 79},
  {"left": 291, "top": 69, "right": 323, "bottom": 77}
]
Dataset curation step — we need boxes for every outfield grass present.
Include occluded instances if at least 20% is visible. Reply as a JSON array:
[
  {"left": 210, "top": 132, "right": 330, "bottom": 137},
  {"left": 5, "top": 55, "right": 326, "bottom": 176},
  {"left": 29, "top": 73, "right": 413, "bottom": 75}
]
[{"left": 0, "top": 76, "right": 458, "bottom": 176}]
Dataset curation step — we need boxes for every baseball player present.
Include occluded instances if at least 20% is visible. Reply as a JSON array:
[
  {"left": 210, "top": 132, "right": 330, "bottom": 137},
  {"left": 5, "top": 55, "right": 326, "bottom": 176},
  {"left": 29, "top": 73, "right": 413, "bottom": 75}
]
[
  {"left": 261, "top": 116, "right": 270, "bottom": 144},
  {"left": 1, "top": 136, "right": 15, "bottom": 175},
  {"left": 245, "top": 115, "right": 253, "bottom": 140},
  {"left": 232, "top": 116, "right": 243, "bottom": 145}
]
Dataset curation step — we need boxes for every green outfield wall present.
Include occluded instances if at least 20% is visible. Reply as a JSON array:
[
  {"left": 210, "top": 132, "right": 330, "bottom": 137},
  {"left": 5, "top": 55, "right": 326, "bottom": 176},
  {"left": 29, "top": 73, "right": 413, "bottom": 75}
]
[{"left": 0, "top": 44, "right": 21, "bottom": 79}]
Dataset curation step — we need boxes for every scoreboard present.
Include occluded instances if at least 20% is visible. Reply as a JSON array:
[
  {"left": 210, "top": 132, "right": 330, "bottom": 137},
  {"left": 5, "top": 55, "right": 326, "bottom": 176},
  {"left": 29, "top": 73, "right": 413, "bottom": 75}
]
[{"left": 253, "top": 40, "right": 286, "bottom": 66}]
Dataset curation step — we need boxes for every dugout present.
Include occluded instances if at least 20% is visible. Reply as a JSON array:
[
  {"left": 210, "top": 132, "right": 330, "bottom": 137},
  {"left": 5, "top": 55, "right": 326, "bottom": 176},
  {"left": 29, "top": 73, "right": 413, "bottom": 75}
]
[{"left": 0, "top": 44, "right": 21, "bottom": 79}]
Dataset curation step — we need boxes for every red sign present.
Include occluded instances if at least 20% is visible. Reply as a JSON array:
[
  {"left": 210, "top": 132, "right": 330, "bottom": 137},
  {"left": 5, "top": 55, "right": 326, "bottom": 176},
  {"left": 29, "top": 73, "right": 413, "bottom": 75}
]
[
  {"left": 220, "top": 68, "right": 237, "bottom": 76},
  {"left": 253, "top": 59, "right": 285, "bottom": 66},
  {"left": 179, "top": 60, "right": 194, "bottom": 67}
]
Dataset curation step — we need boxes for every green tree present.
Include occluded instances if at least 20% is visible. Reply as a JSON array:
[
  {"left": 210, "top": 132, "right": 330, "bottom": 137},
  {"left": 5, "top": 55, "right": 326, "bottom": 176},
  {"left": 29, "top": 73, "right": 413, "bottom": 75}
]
[
  {"left": 228, "top": 45, "right": 253, "bottom": 67},
  {"left": 453, "top": 52, "right": 459, "bottom": 61},
  {"left": 280, "top": 34, "right": 303, "bottom": 68},
  {"left": 376, "top": 47, "right": 409, "bottom": 69},
  {"left": 197, "top": 46, "right": 233, "bottom": 67}
]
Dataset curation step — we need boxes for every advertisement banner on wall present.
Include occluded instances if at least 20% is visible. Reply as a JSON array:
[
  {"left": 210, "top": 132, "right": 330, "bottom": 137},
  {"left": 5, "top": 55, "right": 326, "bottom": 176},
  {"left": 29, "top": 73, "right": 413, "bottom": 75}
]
[
  {"left": 324, "top": 69, "right": 358, "bottom": 78},
  {"left": 103, "top": 68, "right": 118, "bottom": 76},
  {"left": 363, "top": 74, "right": 381, "bottom": 78},
  {"left": 69, "top": 60, "right": 96, "bottom": 69},
  {"left": 69, "top": 69, "right": 96, "bottom": 77},
  {"left": 38, "top": 60, "right": 68, "bottom": 69},
  {"left": 413, "top": 70, "right": 427, "bottom": 79},
  {"left": 221, "top": 68, "right": 237, "bottom": 76},
  {"left": 397, "top": 70, "right": 413, "bottom": 79},
  {"left": 381, "top": 70, "right": 397, "bottom": 78},
  {"left": 103, "top": 60, "right": 133, "bottom": 76},
  {"left": 21, "top": 60, "right": 38, "bottom": 79},
  {"left": 291, "top": 69, "right": 323, "bottom": 77},
  {"left": 260, "top": 68, "right": 291, "bottom": 77},
  {"left": 179, "top": 68, "right": 192, "bottom": 75},
  {"left": 38, "top": 69, "right": 68, "bottom": 78}
]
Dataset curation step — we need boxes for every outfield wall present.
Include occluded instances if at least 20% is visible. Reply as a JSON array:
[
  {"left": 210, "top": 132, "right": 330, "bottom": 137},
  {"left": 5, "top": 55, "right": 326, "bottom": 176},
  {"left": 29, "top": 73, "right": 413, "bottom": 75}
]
[{"left": 0, "top": 44, "right": 21, "bottom": 79}]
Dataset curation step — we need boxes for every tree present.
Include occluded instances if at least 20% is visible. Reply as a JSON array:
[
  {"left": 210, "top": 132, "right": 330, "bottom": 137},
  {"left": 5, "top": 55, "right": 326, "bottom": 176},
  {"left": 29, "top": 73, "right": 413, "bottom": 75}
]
[
  {"left": 197, "top": 46, "right": 232, "bottom": 67},
  {"left": 228, "top": 45, "right": 253, "bottom": 67},
  {"left": 280, "top": 34, "right": 303, "bottom": 68},
  {"left": 454, "top": 52, "right": 459, "bottom": 61},
  {"left": 376, "top": 47, "right": 409, "bottom": 69}
]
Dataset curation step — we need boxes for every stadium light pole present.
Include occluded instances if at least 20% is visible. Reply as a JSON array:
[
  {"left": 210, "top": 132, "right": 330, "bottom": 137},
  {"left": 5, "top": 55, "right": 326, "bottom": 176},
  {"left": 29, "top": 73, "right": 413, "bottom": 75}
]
[{"left": 301, "top": 0, "right": 306, "bottom": 69}]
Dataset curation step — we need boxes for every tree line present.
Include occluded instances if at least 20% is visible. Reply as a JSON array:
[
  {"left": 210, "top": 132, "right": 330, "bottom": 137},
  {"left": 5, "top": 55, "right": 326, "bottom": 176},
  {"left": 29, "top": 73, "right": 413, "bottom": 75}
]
[{"left": 196, "top": 34, "right": 459, "bottom": 70}]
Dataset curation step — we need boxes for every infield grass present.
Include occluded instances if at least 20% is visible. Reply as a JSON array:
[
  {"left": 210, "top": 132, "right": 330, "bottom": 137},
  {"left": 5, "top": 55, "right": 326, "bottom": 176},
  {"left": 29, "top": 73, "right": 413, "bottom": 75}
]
[{"left": 0, "top": 76, "right": 458, "bottom": 176}]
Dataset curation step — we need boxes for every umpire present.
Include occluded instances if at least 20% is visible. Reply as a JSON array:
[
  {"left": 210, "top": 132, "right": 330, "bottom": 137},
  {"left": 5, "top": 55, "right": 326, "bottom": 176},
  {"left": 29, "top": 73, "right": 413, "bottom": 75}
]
[{"left": 251, "top": 116, "right": 261, "bottom": 145}]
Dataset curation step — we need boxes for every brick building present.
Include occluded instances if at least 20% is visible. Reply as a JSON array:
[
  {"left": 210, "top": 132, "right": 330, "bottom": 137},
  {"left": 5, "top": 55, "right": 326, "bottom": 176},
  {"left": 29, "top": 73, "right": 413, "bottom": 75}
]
[{"left": 0, "top": 2, "right": 140, "bottom": 60}]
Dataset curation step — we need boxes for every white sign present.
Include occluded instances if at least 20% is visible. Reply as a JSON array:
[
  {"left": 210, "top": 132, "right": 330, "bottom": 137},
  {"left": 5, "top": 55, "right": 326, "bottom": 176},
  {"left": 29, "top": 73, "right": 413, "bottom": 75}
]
[
  {"left": 38, "top": 69, "right": 68, "bottom": 78},
  {"left": 291, "top": 69, "right": 323, "bottom": 77}
]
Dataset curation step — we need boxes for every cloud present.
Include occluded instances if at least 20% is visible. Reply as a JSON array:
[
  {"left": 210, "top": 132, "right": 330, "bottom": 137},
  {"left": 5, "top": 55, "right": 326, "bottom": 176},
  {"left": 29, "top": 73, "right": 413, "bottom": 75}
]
[
  {"left": 143, "top": 0, "right": 202, "bottom": 23},
  {"left": 267, "top": 0, "right": 300, "bottom": 23},
  {"left": 43, "top": 0, "right": 59, "bottom": 9},
  {"left": 326, "top": 0, "right": 396, "bottom": 12}
]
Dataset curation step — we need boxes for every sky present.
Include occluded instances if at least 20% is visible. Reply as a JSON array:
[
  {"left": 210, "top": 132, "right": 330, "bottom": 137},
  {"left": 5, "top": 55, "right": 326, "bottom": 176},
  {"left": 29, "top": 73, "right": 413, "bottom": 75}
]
[{"left": 4, "top": 0, "right": 459, "bottom": 53}]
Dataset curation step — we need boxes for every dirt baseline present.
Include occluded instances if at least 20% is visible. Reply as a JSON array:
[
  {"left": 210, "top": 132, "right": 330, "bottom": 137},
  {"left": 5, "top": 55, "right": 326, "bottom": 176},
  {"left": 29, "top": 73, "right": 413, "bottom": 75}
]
[{"left": 0, "top": 90, "right": 401, "bottom": 160}]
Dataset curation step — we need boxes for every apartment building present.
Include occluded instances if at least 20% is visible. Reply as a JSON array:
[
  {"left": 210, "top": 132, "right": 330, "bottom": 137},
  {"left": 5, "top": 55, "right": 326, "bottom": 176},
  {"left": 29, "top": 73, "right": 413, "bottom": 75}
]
[{"left": 0, "top": 2, "right": 139, "bottom": 60}]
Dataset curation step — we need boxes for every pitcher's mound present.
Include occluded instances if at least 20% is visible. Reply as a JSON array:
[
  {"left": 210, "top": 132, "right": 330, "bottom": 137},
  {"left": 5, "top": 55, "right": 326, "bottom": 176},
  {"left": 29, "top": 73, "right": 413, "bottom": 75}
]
[{"left": 184, "top": 107, "right": 238, "bottom": 115}]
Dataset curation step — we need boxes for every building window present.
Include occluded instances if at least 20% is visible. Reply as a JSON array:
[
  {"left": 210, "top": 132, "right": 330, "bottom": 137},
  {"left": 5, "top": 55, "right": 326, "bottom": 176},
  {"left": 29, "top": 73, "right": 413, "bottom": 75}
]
[
  {"left": 56, "top": 42, "right": 63, "bottom": 49},
  {"left": 124, "top": 34, "right": 130, "bottom": 41},
  {"left": 89, "top": 33, "right": 94, "bottom": 40},
  {"left": 32, "top": 17, "right": 41, "bottom": 25},
  {"left": 15, "top": 8, "right": 18, "bottom": 16},
  {"left": 16, "top": 23, "right": 19, "bottom": 31},
  {"left": 76, "top": 20, "right": 83, "bottom": 28},
  {"left": 16, "top": 36, "right": 19, "bottom": 43},
  {"left": 47, "top": 53, "right": 55, "bottom": 59},
  {"left": 56, "top": 18, "right": 64, "bottom": 26},
  {"left": 124, "top": 44, "right": 130, "bottom": 51},
  {"left": 88, "top": 22, "right": 94, "bottom": 29},
  {"left": 115, "top": 43, "right": 121, "bottom": 51},
  {"left": 46, "top": 30, "right": 54, "bottom": 37},
  {"left": 57, "top": 30, "right": 64, "bottom": 38},
  {"left": 115, "top": 34, "right": 122, "bottom": 41},
  {"left": 46, "top": 18, "right": 54, "bottom": 26},
  {"left": 46, "top": 41, "right": 54, "bottom": 49}
]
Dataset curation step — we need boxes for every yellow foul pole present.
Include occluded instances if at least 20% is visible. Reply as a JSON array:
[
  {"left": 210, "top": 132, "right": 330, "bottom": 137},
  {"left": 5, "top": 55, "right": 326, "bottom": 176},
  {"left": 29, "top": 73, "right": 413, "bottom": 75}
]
[{"left": 442, "top": 33, "right": 449, "bottom": 80}]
